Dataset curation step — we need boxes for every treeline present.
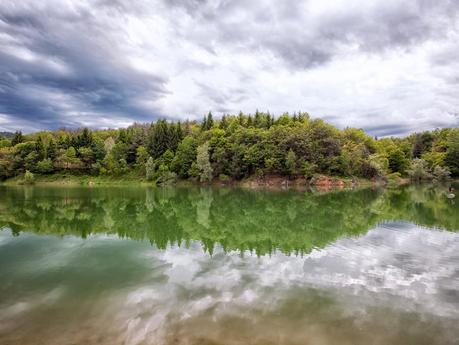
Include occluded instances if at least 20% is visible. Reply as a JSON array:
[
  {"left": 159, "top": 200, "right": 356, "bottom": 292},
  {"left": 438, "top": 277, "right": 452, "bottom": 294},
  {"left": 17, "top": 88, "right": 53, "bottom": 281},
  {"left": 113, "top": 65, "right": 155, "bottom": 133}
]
[{"left": 0, "top": 111, "right": 458, "bottom": 183}]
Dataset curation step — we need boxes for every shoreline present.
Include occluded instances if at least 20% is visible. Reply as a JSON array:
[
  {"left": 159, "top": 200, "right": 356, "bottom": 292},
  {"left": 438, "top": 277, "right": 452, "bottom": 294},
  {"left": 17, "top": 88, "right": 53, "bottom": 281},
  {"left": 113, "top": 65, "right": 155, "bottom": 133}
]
[{"left": 0, "top": 173, "right": 412, "bottom": 191}]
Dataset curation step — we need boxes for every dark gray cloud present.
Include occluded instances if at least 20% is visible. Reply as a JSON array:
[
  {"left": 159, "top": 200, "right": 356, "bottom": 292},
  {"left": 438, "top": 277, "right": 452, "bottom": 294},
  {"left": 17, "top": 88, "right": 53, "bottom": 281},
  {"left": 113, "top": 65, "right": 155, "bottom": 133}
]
[
  {"left": 0, "top": 0, "right": 458, "bottom": 134},
  {"left": 364, "top": 123, "right": 412, "bottom": 138},
  {"left": 0, "top": 1, "right": 168, "bottom": 131}
]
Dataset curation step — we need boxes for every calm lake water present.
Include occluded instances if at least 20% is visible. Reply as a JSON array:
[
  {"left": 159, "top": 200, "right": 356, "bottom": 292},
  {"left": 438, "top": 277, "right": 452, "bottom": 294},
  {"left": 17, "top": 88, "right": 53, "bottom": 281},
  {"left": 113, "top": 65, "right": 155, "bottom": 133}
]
[{"left": 0, "top": 184, "right": 458, "bottom": 345}]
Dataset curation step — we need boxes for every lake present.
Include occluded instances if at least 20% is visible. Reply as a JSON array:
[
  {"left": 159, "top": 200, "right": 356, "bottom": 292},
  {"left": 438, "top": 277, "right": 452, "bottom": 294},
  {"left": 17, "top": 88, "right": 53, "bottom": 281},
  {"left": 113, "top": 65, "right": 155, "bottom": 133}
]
[{"left": 0, "top": 184, "right": 458, "bottom": 345}]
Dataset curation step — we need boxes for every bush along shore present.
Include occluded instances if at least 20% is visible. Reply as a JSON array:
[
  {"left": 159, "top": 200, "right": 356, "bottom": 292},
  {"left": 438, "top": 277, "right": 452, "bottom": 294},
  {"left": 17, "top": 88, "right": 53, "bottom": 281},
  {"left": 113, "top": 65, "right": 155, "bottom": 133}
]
[{"left": 0, "top": 111, "right": 458, "bottom": 187}]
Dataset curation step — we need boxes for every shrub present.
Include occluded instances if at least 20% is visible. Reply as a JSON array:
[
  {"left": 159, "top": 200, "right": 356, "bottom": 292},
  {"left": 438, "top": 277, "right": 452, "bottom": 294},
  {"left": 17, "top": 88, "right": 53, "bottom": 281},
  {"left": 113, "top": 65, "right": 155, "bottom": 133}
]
[
  {"left": 302, "top": 161, "right": 317, "bottom": 179},
  {"left": 91, "top": 162, "right": 102, "bottom": 175},
  {"left": 24, "top": 170, "right": 35, "bottom": 184},
  {"left": 285, "top": 149, "right": 297, "bottom": 176},
  {"left": 155, "top": 164, "right": 177, "bottom": 185},
  {"left": 116, "top": 158, "right": 129, "bottom": 175},
  {"left": 386, "top": 172, "right": 402, "bottom": 186},
  {"left": 0, "top": 165, "right": 8, "bottom": 180},
  {"left": 388, "top": 148, "right": 408, "bottom": 174},
  {"left": 189, "top": 162, "right": 199, "bottom": 179},
  {"left": 406, "top": 159, "right": 432, "bottom": 182},
  {"left": 255, "top": 168, "right": 264, "bottom": 178},
  {"left": 360, "top": 161, "right": 380, "bottom": 179},
  {"left": 36, "top": 158, "right": 54, "bottom": 174},
  {"left": 432, "top": 165, "right": 451, "bottom": 181},
  {"left": 387, "top": 172, "right": 401, "bottom": 179},
  {"left": 0, "top": 139, "right": 11, "bottom": 148},
  {"left": 219, "top": 174, "right": 230, "bottom": 182},
  {"left": 145, "top": 157, "right": 155, "bottom": 181}
]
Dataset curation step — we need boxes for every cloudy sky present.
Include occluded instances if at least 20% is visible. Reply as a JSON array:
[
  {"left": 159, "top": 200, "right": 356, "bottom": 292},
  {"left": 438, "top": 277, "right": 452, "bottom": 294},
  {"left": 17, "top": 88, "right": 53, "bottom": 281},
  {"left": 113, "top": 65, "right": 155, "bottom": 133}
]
[{"left": 0, "top": 0, "right": 458, "bottom": 135}]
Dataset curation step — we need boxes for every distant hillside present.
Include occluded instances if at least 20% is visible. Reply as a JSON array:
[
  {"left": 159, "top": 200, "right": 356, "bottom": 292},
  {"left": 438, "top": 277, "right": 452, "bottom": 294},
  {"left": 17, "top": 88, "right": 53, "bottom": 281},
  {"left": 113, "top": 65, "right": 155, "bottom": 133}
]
[{"left": 0, "top": 132, "right": 14, "bottom": 139}]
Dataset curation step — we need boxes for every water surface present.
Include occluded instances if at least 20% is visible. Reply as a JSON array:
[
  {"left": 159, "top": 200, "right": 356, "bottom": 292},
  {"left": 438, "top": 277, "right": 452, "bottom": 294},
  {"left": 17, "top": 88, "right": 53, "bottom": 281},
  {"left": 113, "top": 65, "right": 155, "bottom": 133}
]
[{"left": 0, "top": 185, "right": 458, "bottom": 345}]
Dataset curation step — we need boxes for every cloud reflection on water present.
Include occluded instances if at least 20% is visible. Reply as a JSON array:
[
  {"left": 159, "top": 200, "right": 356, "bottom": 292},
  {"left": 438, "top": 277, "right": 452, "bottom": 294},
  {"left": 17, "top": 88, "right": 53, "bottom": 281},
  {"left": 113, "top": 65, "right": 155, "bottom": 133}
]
[
  {"left": 117, "top": 222, "right": 459, "bottom": 345},
  {"left": 0, "top": 184, "right": 458, "bottom": 344}
]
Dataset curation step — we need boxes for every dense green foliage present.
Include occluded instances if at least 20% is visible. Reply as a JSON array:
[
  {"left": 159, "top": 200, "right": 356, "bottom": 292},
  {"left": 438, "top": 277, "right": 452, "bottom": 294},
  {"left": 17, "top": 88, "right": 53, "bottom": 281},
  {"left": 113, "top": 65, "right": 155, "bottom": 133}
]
[
  {"left": 0, "top": 112, "right": 457, "bottom": 183},
  {"left": 0, "top": 185, "right": 457, "bottom": 256}
]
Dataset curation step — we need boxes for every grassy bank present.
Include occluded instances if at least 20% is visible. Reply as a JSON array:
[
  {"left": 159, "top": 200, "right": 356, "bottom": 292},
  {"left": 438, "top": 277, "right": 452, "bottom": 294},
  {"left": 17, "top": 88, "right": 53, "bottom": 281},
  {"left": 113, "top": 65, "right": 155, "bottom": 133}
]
[
  {"left": 1, "top": 172, "right": 406, "bottom": 190},
  {"left": 1, "top": 172, "right": 150, "bottom": 186}
]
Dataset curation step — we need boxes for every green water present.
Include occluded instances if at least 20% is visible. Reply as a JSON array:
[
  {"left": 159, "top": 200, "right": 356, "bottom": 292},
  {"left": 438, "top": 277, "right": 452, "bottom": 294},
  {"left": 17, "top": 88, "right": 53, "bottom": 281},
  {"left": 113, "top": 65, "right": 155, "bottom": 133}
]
[{"left": 0, "top": 184, "right": 458, "bottom": 345}]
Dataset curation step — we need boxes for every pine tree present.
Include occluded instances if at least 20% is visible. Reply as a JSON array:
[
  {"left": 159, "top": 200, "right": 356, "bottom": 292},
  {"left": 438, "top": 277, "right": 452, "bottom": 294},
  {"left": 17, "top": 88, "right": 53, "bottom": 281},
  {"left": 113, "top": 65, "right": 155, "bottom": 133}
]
[
  {"left": 254, "top": 110, "right": 261, "bottom": 127},
  {"left": 47, "top": 138, "right": 57, "bottom": 161},
  {"left": 168, "top": 123, "right": 180, "bottom": 152},
  {"left": 238, "top": 111, "right": 244, "bottom": 126},
  {"left": 246, "top": 115, "right": 253, "bottom": 127},
  {"left": 57, "top": 135, "right": 67, "bottom": 150},
  {"left": 65, "top": 135, "right": 72, "bottom": 149},
  {"left": 79, "top": 128, "right": 93, "bottom": 147},
  {"left": 148, "top": 120, "right": 169, "bottom": 158},
  {"left": 184, "top": 120, "right": 192, "bottom": 136},
  {"left": 176, "top": 122, "right": 183, "bottom": 141},
  {"left": 118, "top": 129, "right": 128, "bottom": 144},
  {"left": 266, "top": 112, "right": 272, "bottom": 128},
  {"left": 298, "top": 112, "right": 309, "bottom": 123},
  {"left": 444, "top": 131, "right": 459, "bottom": 176},
  {"left": 219, "top": 115, "right": 228, "bottom": 129},
  {"left": 206, "top": 111, "right": 214, "bottom": 129},
  {"left": 11, "top": 131, "right": 23, "bottom": 146},
  {"left": 35, "top": 136, "right": 46, "bottom": 160},
  {"left": 201, "top": 115, "right": 208, "bottom": 131}
]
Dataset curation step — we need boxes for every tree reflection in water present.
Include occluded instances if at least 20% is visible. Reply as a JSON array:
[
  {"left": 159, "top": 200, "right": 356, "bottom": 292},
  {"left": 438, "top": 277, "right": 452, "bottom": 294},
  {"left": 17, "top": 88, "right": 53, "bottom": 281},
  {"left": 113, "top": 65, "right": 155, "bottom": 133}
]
[{"left": 1, "top": 184, "right": 457, "bottom": 256}]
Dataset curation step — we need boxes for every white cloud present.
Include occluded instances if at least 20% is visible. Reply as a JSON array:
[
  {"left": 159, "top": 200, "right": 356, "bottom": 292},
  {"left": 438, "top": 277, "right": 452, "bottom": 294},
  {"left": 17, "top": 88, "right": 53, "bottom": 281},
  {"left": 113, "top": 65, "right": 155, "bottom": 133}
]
[{"left": 0, "top": 0, "right": 458, "bottom": 134}]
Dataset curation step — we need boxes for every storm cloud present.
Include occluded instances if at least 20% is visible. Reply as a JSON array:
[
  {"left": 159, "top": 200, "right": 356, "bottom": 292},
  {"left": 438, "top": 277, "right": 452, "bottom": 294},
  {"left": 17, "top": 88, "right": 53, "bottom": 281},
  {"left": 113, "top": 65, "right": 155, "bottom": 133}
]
[{"left": 0, "top": 0, "right": 458, "bottom": 134}]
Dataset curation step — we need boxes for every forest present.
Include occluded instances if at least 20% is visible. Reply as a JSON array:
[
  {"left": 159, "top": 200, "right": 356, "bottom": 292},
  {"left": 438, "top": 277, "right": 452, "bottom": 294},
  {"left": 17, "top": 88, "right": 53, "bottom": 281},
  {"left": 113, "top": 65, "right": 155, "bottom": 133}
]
[{"left": 0, "top": 111, "right": 458, "bottom": 184}]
